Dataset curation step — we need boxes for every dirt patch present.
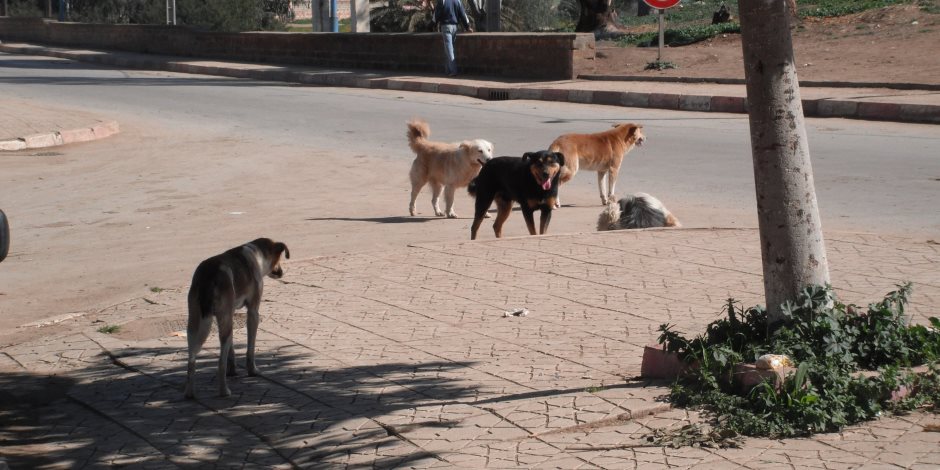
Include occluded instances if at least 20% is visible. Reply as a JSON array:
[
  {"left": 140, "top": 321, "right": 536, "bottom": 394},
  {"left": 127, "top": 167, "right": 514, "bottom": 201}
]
[{"left": 593, "top": 5, "right": 940, "bottom": 85}]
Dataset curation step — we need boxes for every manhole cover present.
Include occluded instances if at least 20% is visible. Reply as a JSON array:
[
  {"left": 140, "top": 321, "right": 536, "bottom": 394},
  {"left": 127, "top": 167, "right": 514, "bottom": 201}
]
[{"left": 112, "top": 312, "right": 248, "bottom": 341}]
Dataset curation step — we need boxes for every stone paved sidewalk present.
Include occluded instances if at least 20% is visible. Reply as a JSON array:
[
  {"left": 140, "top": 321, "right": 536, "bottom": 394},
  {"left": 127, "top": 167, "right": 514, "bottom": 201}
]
[{"left": 1, "top": 229, "right": 939, "bottom": 468}]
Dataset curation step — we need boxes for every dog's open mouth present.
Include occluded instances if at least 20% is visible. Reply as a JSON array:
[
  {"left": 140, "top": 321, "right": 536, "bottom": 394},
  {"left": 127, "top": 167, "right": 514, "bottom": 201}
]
[
  {"left": 539, "top": 176, "right": 552, "bottom": 191},
  {"left": 477, "top": 158, "right": 488, "bottom": 166}
]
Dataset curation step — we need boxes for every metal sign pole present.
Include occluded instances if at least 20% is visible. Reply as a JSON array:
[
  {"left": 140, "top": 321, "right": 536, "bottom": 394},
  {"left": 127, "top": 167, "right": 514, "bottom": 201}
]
[{"left": 657, "top": 9, "right": 664, "bottom": 61}]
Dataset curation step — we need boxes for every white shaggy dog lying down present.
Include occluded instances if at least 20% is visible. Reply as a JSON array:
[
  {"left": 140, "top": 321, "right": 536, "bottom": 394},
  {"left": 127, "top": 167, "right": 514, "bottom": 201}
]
[{"left": 597, "top": 192, "right": 681, "bottom": 231}]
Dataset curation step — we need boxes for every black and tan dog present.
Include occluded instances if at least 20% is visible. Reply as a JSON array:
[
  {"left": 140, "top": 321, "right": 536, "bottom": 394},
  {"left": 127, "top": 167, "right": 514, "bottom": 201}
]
[
  {"left": 468, "top": 151, "right": 565, "bottom": 240},
  {"left": 184, "top": 238, "right": 290, "bottom": 398}
]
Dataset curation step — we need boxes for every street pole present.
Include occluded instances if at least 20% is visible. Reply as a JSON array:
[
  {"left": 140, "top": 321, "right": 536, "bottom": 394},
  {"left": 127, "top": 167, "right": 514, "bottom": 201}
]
[
  {"left": 58, "top": 0, "right": 65, "bottom": 21},
  {"left": 485, "top": 0, "right": 500, "bottom": 32},
  {"left": 330, "top": 0, "right": 338, "bottom": 32},
  {"left": 657, "top": 8, "right": 664, "bottom": 61},
  {"left": 172, "top": 0, "right": 176, "bottom": 25}
]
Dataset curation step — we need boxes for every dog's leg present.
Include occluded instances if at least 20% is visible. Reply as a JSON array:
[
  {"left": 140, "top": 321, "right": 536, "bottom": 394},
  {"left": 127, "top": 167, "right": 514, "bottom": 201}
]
[
  {"left": 607, "top": 166, "right": 620, "bottom": 204},
  {"left": 216, "top": 312, "right": 234, "bottom": 397},
  {"left": 444, "top": 185, "right": 458, "bottom": 218},
  {"left": 521, "top": 207, "right": 537, "bottom": 235},
  {"left": 409, "top": 179, "right": 425, "bottom": 216},
  {"left": 471, "top": 195, "right": 493, "bottom": 240},
  {"left": 246, "top": 300, "right": 261, "bottom": 376},
  {"left": 539, "top": 208, "right": 553, "bottom": 235},
  {"left": 184, "top": 308, "right": 213, "bottom": 399},
  {"left": 430, "top": 182, "right": 445, "bottom": 217},
  {"left": 493, "top": 199, "right": 513, "bottom": 238},
  {"left": 596, "top": 171, "right": 609, "bottom": 205}
]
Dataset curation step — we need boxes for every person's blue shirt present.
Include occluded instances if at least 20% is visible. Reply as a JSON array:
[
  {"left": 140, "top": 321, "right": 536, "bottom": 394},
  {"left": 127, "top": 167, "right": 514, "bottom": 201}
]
[{"left": 435, "top": 0, "right": 471, "bottom": 29}]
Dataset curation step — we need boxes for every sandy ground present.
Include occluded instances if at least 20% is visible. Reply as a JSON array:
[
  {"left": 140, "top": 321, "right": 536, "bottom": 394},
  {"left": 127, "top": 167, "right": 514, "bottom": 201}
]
[{"left": 593, "top": 5, "right": 940, "bottom": 85}]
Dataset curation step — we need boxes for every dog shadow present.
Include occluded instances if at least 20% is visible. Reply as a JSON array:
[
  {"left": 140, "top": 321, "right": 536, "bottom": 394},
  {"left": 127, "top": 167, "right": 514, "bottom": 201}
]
[{"left": 306, "top": 216, "right": 443, "bottom": 224}]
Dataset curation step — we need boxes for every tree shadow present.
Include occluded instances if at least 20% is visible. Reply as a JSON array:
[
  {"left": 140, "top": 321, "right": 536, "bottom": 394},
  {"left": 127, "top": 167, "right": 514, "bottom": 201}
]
[{"left": 0, "top": 346, "right": 480, "bottom": 468}]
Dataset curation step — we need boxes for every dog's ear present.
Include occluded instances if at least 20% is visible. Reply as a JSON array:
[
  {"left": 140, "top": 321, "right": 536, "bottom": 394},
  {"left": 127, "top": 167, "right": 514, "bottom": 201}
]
[
  {"left": 459, "top": 142, "right": 470, "bottom": 154},
  {"left": 553, "top": 152, "right": 565, "bottom": 167},
  {"left": 275, "top": 242, "right": 290, "bottom": 259},
  {"left": 522, "top": 152, "right": 534, "bottom": 162}
]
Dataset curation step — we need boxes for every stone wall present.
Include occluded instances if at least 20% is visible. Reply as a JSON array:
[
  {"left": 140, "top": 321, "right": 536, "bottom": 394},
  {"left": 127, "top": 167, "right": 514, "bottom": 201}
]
[{"left": 0, "top": 18, "right": 595, "bottom": 80}]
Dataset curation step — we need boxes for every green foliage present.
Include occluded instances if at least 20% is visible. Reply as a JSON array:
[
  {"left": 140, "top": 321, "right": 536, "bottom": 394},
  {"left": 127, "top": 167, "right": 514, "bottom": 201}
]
[
  {"left": 644, "top": 60, "right": 678, "bottom": 70},
  {"left": 798, "top": 0, "right": 909, "bottom": 18},
  {"left": 369, "top": 0, "right": 435, "bottom": 32},
  {"left": 658, "top": 284, "right": 940, "bottom": 439},
  {"left": 616, "top": 22, "right": 741, "bottom": 47}
]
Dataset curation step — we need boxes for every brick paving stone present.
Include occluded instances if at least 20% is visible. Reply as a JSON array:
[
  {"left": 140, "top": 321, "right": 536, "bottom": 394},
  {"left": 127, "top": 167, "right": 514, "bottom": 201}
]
[{"left": 3, "top": 230, "right": 939, "bottom": 468}]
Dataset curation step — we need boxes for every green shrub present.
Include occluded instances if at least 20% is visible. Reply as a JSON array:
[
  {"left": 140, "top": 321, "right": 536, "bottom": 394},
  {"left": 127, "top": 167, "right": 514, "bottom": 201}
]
[{"left": 659, "top": 284, "right": 940, "bottom": 439}]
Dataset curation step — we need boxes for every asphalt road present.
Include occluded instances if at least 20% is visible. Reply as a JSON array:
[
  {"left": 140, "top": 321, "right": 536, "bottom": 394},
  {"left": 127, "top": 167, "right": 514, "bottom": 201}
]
[{"left": 1, "top": 53, "right": 939, "bottom": 334}]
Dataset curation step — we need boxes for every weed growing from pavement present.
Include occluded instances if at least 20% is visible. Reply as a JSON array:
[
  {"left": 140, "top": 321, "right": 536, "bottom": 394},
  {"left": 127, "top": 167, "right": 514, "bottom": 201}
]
[
  {"left": 149, "top": 286, "right": 164, "bottom": 293},
  {"left": 97, "top": 325, "right": 121, "bottom": 334},
  {"left": 658, "top": 284, "right": 940, "bottom": 440}
]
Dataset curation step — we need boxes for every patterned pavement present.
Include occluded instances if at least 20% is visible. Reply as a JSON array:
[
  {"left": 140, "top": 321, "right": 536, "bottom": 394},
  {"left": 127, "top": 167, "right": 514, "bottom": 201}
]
[{"left": 2, "top": 229, "right": 939, "bottom": 469}]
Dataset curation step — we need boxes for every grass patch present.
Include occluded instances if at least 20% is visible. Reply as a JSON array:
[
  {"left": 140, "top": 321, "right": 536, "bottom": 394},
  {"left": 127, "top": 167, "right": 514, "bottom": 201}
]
[
  {"left": 799, "top": 0, "right": 909, "bottom": 18},
  {"left": 97, "top": 324, "right": 121, "bottom": 334},
  {"left": 149, "top": 286, "right": 164, "bottom": 293},
  {"left": 616, "top": 22, "right": 741, "bottom": 47},
  {"left": 658, "top": 284, "right": 940, "bottom": 440},
  {"left": 645, "top": 60, "right": 678, "bottom": 70}
]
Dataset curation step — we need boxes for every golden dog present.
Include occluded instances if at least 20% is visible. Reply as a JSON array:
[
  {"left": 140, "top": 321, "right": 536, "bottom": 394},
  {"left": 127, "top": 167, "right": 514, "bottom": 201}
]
[
  {"left": 549, "top": 123, "right": 645, "bottom": 206},
  {"left": 407, "top": 119, "right": 494, "bottom": 218}
]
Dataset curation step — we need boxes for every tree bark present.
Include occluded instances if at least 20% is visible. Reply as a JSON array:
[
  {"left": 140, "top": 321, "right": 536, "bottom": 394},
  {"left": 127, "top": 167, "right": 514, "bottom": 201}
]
[
  {"left": 739, "top": 0, "right": 830, "bottom": 324},
  {"left": 576, "top": 0, "right": 617, "bottom": 33}
]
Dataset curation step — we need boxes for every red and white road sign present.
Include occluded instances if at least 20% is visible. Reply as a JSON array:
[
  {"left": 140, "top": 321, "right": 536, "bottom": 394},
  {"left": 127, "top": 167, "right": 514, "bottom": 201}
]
[{"left": 642, "top": 0, "right": 681, "bottom": 9}]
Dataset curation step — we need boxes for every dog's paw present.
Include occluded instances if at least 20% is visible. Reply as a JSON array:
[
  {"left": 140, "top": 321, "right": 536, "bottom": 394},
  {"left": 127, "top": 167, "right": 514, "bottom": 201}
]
[
  {"left": 247, "top": 364, "right": 262, "bottom": 376},
  {"left": 446, "top": 212, "right": 458, "bottom": 219},
  {"left": 484, "top": 212, "right": 491, "bottom": 219},
  {"left": 219, "top": 387, "right": 232, "bottom": 397},
  {"left": 183, "top": 386, "right": 195, "bottom": 400},
  {"left": 409, "top": 208, "right": 417, "bottom": 216}
]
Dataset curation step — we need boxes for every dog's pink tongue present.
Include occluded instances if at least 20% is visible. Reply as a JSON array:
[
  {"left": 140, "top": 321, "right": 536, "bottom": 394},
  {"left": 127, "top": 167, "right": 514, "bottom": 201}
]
[{"left": 542, "top": 179, "right": 552, "bottom": 190}]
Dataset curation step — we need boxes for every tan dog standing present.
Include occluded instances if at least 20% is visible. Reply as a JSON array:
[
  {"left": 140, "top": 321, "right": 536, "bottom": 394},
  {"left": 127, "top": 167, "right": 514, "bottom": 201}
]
[
  {"left": 184, "top": 238, "right": 290, "bottom": 398},
  {"left": 407, "top": 119, "right": 494, "bottom": 218},
  {"left": 549, "top": 123, "right": 645, "bottom": 206}
]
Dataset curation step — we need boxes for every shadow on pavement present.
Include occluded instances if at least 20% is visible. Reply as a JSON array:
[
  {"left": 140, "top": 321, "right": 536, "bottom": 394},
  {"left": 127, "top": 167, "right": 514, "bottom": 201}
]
[{"left": 0, "top": 345, "right": 480, "bottom": 468}]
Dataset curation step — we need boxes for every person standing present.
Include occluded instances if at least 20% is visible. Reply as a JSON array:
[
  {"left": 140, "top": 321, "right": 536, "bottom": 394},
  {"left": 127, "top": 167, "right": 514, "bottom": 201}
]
[{"left": 434, "top": 0, "right": 473, "bottom": 77}]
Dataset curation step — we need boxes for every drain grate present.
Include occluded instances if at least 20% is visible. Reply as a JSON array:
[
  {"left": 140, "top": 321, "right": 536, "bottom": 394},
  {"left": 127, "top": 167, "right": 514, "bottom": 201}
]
[{"left": 488, "top": 90, "right": 510, "bottom": 101}]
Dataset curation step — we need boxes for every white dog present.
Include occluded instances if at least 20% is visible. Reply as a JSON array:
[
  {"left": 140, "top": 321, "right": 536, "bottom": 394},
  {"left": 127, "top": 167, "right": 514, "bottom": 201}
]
[{"left": 407, "top": 119, "right": 494, "bottom": 218}]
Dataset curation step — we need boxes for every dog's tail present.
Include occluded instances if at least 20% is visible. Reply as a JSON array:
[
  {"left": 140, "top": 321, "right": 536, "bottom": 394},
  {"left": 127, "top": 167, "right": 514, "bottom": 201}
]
[
  {"left": 406, "top": 119, "right": 432, "bottom": 154},
  {"left": 467, "top": 177, "right": 478, "bottom": 197},
  {"left": 596, "top": 202, "right": 622, "bottom": 231}
]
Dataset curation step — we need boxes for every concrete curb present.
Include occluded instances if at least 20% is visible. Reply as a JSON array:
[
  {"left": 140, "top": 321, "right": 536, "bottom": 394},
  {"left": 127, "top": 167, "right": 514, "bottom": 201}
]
[
  {"left": 579, "top": 74, "right": 940, "bottom": 92},
  {"left": 0, "top": 120, "right": 120, "bottom": 152},
  {"left": 2, "top": 42, "right": 938, "bottom": 125}
]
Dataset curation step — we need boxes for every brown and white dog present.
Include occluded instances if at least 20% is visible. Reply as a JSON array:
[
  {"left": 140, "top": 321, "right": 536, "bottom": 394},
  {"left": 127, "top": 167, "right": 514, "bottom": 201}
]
[
  {"left": 596, "top": 193, "right": 681, "bottom": 231},
  {"left": 549, "top": 123, "right": 646, "bottom": 206},
  {"left": 184, "top": 238, "right": 290, "bottom": 398},
  {"left": 407, "top": 118, "right": 494, "bottom": 218}
]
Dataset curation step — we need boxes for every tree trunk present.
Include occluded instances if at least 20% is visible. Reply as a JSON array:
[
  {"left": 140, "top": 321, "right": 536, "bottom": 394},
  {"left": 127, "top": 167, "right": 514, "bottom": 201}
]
[
  {"left": 576, "top": 0, "right": 617, "bottom": 33},
  {"left": 739, "top": 0, "right": 830, "bottom": 325}
]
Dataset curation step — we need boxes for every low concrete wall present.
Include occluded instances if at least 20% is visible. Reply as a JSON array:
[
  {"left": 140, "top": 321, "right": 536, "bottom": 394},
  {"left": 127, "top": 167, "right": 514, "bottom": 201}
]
[{"left": 0, "top": 18, "right": 595, "bottom": 80}]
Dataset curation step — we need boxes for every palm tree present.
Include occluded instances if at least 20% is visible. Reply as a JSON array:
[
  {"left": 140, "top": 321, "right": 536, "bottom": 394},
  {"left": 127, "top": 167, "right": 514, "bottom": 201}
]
[{"left": 369, "top": 0, "right": 436, "bottom": 32}]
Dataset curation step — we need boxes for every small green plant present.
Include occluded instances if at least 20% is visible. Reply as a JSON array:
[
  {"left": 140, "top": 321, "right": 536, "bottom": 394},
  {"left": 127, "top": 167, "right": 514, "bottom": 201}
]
[
  {"left": 149, "top": 286, "right": 164, "bottom": 293},
  {"left": 658, "top": 284, "right": 940, "bottom": 440},
  {"left": 97, "top": 324, "right": 121, "bottom": 334},
  {"left": 585, "top": 385, "right": 603, "bottom": 393},
  {"left": 645, "top": 61, "right": 678, "bottom": 71}
]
